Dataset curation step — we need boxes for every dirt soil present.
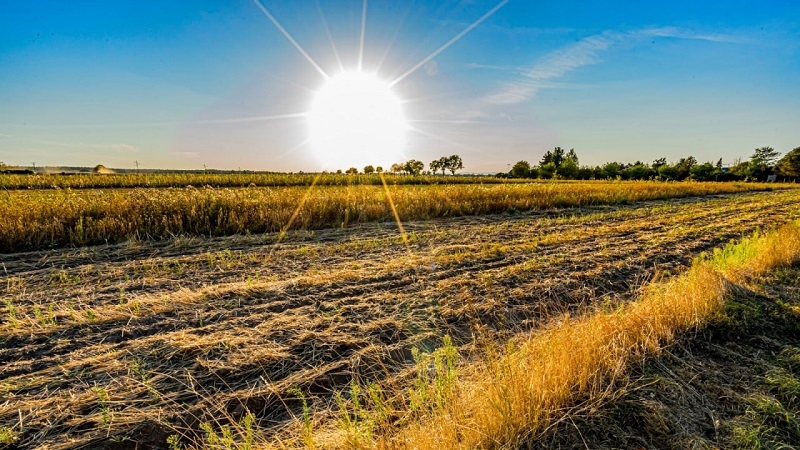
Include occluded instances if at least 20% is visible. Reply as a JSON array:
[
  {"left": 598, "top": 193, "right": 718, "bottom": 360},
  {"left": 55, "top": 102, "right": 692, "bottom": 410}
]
[{"left": 1, "top": 190, "right": 800, "bottom": 449}]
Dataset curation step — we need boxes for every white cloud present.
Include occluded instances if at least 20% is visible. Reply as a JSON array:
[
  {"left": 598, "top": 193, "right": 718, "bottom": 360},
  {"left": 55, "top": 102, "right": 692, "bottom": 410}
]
[
  {"left": 484, "top": 31, "right": 623, "bottom": 105},
  {"left": 483, "top": 27, "right": 743, "bottom": 105}
]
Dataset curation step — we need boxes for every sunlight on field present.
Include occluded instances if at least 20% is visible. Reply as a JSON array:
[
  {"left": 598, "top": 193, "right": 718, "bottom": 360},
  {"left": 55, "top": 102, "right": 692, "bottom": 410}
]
[{"left": 1, "top": 180, "right": 800, "bottom": 448}]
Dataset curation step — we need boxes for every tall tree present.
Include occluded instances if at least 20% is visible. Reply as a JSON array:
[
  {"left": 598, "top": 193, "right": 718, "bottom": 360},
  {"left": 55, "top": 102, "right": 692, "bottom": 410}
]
[
  {"left": 405, "top": 159, "right": 424, "bottom": 175},
  {"left": 363, "top": 165, "right": 375, "bottom": 174},
  {"left": 565, "top": 148, "right": 579, "bottom": 165},
  {"left": 775, "top": 147, "right": 800, "bottom": 178},
  {"left": 751, "top": 146, "right": 781, "bottom": 166},
  {"left": 511, "top": 160, "right": 531, "bottom": 178},
  {"left": 445, "top": 154, "right": 464, "bottom": 175},
  {"left": 539, "top": 150, "right": 554, "bottom": 167}
]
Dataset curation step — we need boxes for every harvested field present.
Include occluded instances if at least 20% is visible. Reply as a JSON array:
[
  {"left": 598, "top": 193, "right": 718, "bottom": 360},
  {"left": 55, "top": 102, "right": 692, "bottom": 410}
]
[
  {"left": 2, "top": 189, "right": 800, "bottom": 448},
  {"left": 0, "top": 180, "right": 781, "bottom": 252}
]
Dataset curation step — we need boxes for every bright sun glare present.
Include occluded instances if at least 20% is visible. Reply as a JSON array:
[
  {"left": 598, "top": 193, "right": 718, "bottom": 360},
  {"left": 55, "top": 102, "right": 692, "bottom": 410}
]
[{"left": 309, "top": 71, "right": 407, "bottom": 169}]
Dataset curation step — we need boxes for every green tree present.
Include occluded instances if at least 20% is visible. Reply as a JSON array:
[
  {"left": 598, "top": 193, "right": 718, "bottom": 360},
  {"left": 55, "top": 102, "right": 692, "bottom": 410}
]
[
  {"left": 751, "top": 146, "right": 781, "bottom": 166},
  {"left": 346, "top": 167, "right": 358, "bottom": 174},
  {"left": 558, "top": 158, "right": 579, "bottom": 179},
  {"left": 404, "top": 159, "right": 424, "bottom": 175},
  {"left": 539, "top": 162, "right": 556, "bottom": 179},
  {"left": 601, "top": 162, "right": 622, "bottom": 179},
  {"left": 376, "top": 166, "right": 383, "bottom": 173},
  {"left": 775, "top": 147, "right": 800, "bottom": 179},
  {"left": 652, "top": 158, "right": 667, "bottom": 170},
  {"left": 689, "top": 162, "right": 715, "bottom": 181},
  {"left": 675, "top": 156, "right": 697, "bottom": 180},
  {"left": 363, "top": 165, "right": 375, "bottom": 174},
  {"left": 390, "top": 163, "right": 404, "bottom": 174},
  {"left": 565, "top": 148, "right": 579, "bottom": 166},
  {"left": 445, "top": 154, "right": 464, "bottom": 175},
  {"left": 657, "top": 164, "right": 680, "bottom": 180},
  {"left": 430, "top": 157, "right": 447, "bottom": 175},
  {"left": 540, "top": 147, "right": 566, "bottom": 168},
  {"left": 624, "top": 163, "right": 649, "bottom": 180},
  {"left": 511, "top": 160, "right": 531, "bottom": 178}
]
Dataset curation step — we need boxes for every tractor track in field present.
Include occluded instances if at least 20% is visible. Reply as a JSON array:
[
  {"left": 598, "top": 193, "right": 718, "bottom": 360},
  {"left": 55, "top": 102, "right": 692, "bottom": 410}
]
[{"left": 1, "top": 190, "right": 800, "bottom": 449}]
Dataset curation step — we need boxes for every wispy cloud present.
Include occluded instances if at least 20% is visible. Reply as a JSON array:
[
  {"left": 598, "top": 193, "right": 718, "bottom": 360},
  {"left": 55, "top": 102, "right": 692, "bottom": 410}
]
[
  {"left": 484, "top": 30, "right": 623, "bottom": 104},
  {"left": 484, "top": 27, "right": 743, "bottom": 105},
  {"left": 638, "top": 26, "right": 749, "bottom": 44}
]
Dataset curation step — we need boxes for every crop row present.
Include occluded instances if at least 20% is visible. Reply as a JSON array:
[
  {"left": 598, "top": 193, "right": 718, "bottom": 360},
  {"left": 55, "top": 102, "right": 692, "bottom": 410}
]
[
  {"left": 0, "top": 173, "right": 514, "bottom": 190},
  {"left": 0, "top": 181, "right": 786, "bottom": 253}
]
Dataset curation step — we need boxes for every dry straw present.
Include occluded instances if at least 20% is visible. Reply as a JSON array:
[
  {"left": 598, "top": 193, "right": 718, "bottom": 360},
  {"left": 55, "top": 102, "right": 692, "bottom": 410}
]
[{"left": 311, "top": 220, "right": 800, "bottom": 449}]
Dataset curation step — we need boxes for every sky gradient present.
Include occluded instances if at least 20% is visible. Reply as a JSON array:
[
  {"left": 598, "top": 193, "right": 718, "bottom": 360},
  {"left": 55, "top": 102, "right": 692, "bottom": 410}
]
[{"left": 1, "top": 0, "right": 799, "bottom": 172}]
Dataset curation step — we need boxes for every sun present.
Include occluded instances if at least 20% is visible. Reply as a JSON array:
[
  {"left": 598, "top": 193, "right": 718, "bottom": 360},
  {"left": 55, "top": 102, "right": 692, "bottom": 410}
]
[{"left": 308, "top": 71, "right": 407, "bottom": 170}]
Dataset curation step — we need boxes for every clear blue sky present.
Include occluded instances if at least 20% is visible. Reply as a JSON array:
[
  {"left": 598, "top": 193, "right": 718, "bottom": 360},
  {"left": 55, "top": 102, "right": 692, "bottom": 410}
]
[{"left": 1, "top": 0, "right": 799, "bottom": 172}]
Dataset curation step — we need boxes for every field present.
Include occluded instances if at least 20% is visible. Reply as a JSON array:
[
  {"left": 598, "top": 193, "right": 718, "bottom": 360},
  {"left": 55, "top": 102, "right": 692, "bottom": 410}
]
[{"left": 1, "top": 179, "right": 800, "bottom": 449}]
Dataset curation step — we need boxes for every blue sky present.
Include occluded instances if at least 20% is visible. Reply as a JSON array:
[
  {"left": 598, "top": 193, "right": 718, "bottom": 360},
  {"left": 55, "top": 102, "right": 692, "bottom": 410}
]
[{"left": 1, "top": 0, "right": 798, "bottom": 172}]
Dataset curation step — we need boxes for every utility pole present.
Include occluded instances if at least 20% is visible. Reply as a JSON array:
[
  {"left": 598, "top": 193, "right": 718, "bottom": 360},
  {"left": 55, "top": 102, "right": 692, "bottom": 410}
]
[
  {"left": 134, "top": 160, "right": 139, "bottom": 173},
  {"left": 31, "top": 162, "right": 36, "bottom": 173}
]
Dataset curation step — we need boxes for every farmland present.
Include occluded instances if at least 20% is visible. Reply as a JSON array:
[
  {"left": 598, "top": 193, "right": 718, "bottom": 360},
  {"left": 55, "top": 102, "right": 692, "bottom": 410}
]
[{"left": 1, "top": 179, "right": 800, "bottom": 448}]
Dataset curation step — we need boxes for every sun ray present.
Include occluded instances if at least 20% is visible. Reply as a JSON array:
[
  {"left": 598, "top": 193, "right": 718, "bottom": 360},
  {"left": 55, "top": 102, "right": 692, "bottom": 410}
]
[
  {"left": 379, "top": 173, "right": 410, "bottom": 248},
  {"left": 252, "top": 0, "right": 329, "bottom": 79},
  {"left": 390, "top": 0, "right": 510, "bottom": 87},
  {"left": 315, "top": 0, "right": 344, "bottom": 73},
  {"left": 358, "top": 0, "right": 368, "bottom": 70},
  {"left": 373, "top": 2, "right": 416, "bottom": 74},
  {"left": 272, "top": 173, "right": 323, "bottom": 248}
]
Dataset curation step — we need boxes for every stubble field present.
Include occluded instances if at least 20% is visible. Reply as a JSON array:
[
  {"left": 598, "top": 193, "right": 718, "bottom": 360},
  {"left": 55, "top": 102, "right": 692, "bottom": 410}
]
[{"left": 1, "top": 180, "right": 799, "bottom": 449}]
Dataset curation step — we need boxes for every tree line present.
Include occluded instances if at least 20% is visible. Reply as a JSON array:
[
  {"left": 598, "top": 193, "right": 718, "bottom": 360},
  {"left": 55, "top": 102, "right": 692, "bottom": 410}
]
[
  {"left": 509, "top": 146, "right": 800, "bottom": 182},
  {"left": 338, "top": 154, "right": 465, "bottom": 176}
]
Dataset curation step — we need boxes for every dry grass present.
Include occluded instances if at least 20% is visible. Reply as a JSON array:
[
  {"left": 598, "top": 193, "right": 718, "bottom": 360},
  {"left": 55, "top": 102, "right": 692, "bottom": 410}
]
[
  {"left": 0, "top": 180, "right": 786, "bottom": 252},
  {"left": 1, "top": 189, "right": 800, "bottom": 449},
  {"left": 0, "top": 173, "right": 511, "bottom": 190},
  {"left": 344, "top": 220, "right": 800, "bottom": 449}
]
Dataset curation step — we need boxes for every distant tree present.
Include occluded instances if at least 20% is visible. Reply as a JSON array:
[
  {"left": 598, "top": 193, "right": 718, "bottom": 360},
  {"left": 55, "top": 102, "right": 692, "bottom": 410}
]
[
  {"left": 376, "top": 166, "right": 383, "bottom": 173},
  {"left": 689, "top": 162, "right": 715, "bottom": 181},
  {"left": 601, "top": 162, "right": 622, "bottom": 179},
  {"left": 675, "top": 156, "right": 697, "bottom": 180},
  {"left": 540, "top": 147, "right": 566, "bottom": 168},
  {"left": 657, "top": 164, "right": 680, "bottom": 181},
  {"left": 511, "top": 160, "right": 531, "bottom": 178},
  {"left": 445, "top": 154, "right": 464, "bottom": 175},
  {"left": 390, "top": 163, "right": 404, "bottom": 174},
  {"left": 363, "top": 165, "right": 375, "bottom": 174},
  {"left": 336, "top": 169, "right": 343, "bottom": 174},
  {"left": 404, "top": 159, "right": 424, "bottom": 175},
  {"left": 742, "top": 146, "right": 781, "bottom": 181},
  {"left": 430, "top": 158, "right": 446, "bottom": 175},
  {"left": 751, "top": 146, "right": 781, "bottom": 166},
  {"left": 558, "top": 158, "right": 579, "bottom": 179},
  {"left": 652, "top": 158, "right": 667, "bottom": 170},
  {"left": 565, "top": 148, "right": 579, "bottom": 166},
  {"left": 775, "top": 147, "right": 800, "bottom": 179},
  {"left": 539, "top": 162, "right": 557, "bottom": 179},
  {"left": 346, "top": 167, "right": 358, "bottom": 174},
  {"left": 624, "top": 163, "right": 649, "bottom": 180},
  {"left": 576, "top": 166, "right": 595, "bottom": 180}
]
